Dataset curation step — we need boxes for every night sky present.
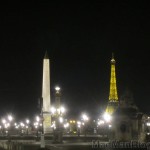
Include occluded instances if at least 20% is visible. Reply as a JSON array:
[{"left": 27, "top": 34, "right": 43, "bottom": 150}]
[{"left": 0, "top": 1, "right": 150, "bottom": 120}]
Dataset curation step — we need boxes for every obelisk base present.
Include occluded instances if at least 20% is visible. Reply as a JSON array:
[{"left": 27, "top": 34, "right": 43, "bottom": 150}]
[{"left": 43, "top": 113, "right": 52, "bottom": 134}]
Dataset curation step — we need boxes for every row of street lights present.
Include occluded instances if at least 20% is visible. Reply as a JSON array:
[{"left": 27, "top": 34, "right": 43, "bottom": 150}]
[
  {"left": 0, "top": 113, "right": 112, "bottom": 137},
  {"left": 0, "top": 115, "right": 44, "bottom": 136},
  {"left": 0, "top": 86, "right": 113, "bottom": 138}
]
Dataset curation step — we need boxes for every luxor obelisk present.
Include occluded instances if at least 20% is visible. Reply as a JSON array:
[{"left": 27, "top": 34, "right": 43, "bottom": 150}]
[{"left": 42, "top": 51, "right": 51, "bottom": 134}]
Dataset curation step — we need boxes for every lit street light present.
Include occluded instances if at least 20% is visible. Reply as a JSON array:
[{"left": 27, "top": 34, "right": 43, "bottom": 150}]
[
  {"left": 55, "top": 86, "right": 60, "bottom": 92},
  {"left": 2, "top": 119, "right": 6, "bottom": 124},
  {"left": 81, "top": 113, "right": 89, "bottom": 137},
  {"left": 103, "top": 113, "right": 112, "bottom": 123},
  {"left": 26, "top": 119, "right": 30, "bottom": 124},
  {"left": 8, "top": 115, "right": 13, "bottom": 122},
  {"left": 25, "top": 119, "right": 30, "bottom": 135},
  {"left": 60, "top": 107, "right": 65, "bottom": 114},
  {"left": 36, "top": 116, "right": 40, "bottom": 122},
  {"left": 50, "top": 107, "right": 56, "bottom": 114},
  {"left": 51, "top": 86, "right": 65, "bottom": 143},
  {"left": 82, "top": 114, "right": 89, "bottom": 121}
]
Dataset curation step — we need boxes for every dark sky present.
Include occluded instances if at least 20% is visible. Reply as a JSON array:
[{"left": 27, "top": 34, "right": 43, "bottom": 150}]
[{"left": 0, "top": 1, "right": 150, "bottom": 119}]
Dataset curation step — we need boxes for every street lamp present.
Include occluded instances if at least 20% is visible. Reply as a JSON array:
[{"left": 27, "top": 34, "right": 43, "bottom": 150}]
[
  {"left": 26, "top": 119, "right": 30, "bottom": 124},
  {"left": 25, "top": 119, "right": 30, "bottom": 135},
  {"left": 82, "top": 114, "right": 89, "bottom": 121},
  {"left": 103, "top": 113, "right": 112, "bottom": 123},
  {"left": 20, "top": 122, "right": 25, "bottom": 135},
  {"left": 55, "top": 86, "right": 60, "bottom": 93},
  {"left": 35, "top": 116, "right": 41, "bottom": 139},
  {"left": 8, "top": 115, "right": 13, "bottom": 122},
  {"left": 77, "top": 121, "right": 81, "bottom": 136},
  {"left": 36, "top": 116, "right": 40, "bottom": 122},
  {"left": 51, "top": 86, "right": 65, "bottom": 143},
  {"left": 98, "top": 120, "right": 105, "bottom": 126},
  {"left": 2, "top": 119, "right": 7, "bottom": 135},
  {"left": 60, "top": 107, "right": 65, "bottom": 114},
  {"left": 2, "top": 119, "right": 6, "bottom": 124},
  {"left": 50, "top": 107, "right": 56, "bottom": 115},
  {"left": 81, "top": 114, "right": 89, "bottom": 136},
  {"left": 59, "top": 117, "right": 64, "bottom": 123}
]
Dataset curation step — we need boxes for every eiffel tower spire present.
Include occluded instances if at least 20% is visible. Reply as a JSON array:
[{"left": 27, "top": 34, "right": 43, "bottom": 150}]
[
  {"left": 106, "top": 53, "right": 119, "bottom": 114},
  {"left": 109, "top": 53, "right": 118, "bottom": 101}
]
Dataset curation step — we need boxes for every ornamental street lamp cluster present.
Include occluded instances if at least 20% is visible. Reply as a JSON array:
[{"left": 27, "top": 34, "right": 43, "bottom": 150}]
[
  {"left": 50, "top": 106, "right": 66, "bottom": 116},
  {"left": 50, "top": 86, "right": 66, "bottom": 143},
  {"left": 50, "top": 86, "right": 66, "bottom": 127}
]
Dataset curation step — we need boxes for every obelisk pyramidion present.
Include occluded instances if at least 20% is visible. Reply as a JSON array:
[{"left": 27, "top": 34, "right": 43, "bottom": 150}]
[{"left": 42, "top": 51, "right": 51, "bottom": 134}]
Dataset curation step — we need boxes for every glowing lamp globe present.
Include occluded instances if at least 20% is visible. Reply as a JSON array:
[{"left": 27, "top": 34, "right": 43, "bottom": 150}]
[{"left": 103, "top": 113, "right": 112, "bottom": 122}]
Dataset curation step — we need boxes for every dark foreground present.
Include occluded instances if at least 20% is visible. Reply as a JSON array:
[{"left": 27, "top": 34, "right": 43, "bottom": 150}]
[
  {"left": 0, "top": 135, "right": 149, "bottom": 150},
  {"left": 0, "top": 141, "right": 149, "bottom": 150}
]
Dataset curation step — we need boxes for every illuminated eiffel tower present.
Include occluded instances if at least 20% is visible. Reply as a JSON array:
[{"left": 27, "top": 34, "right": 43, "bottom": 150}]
[{"left": 106, "top": 53, "right": 119, "bottom": 115}]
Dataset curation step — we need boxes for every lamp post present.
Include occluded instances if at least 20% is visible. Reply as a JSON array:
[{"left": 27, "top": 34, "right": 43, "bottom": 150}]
[
  {"left": 55, "top": 86, "right": 61, "bottom": 109},
  {"left": 77, "top": 121, "right": 81, "bottom": 136},
  {"left": 39, "top": 97, "right": 45, "bottom": 148},
  {"left": 81, "top": 114, "right": 89, "bottom": 137},
  {"left": 2, "top": 119, "right": 6, "bottom": 136},
  {"left": 102, "top": 113, "right": 112, "bottom": 139},
  {"left": 25, "top": 119, "right": 30, "bottom": 135},
  {"left": 39, "top": 97, "right": 44, "bottom": 134},
  {"left": 34, "top": 116, "right": 41, "bottom": 141},
  {"left": 51, "top": 86, "right": 65, "bottom": 143},
  {"left": 20, "top": 122, "right": 25, "bottom": 136},
  {"left": 7, "top": 115, "right": 13, "bottom": 140}
]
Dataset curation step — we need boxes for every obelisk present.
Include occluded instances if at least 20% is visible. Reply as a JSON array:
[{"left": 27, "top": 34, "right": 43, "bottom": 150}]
[{"left": 42, "top": 51, "right": 51, "bottom": 134}]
